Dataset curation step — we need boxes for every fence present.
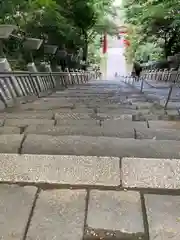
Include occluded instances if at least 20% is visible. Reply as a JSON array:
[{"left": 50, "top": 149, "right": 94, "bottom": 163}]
[
  {"left": 141, "top": 69, "right": 180, "bottom": 83},
  {"left": 0, "top": 70, "right": 96, "bottom": 109},
  {"left": 123, "top": 69, "right": 180, "bottom": 110}
]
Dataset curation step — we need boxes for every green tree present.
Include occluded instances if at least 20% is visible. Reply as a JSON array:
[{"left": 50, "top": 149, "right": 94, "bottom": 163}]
[
  {"left": 0, "top": 0, "right": 117, "bottom": 69},
  {"left": 122, "top": 0, "right": 180, "bottom": 62}
]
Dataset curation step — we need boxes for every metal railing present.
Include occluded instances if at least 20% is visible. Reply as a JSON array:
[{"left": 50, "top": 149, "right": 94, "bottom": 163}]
[
  {"left": 122, "top": 69, "right": 180, "bottom": 110},
  {"left": 141, "top": 69, "right": 180, "bottom": 83},
  {"left": 0, "top": 70, "right": 96, "bottom": 108}
]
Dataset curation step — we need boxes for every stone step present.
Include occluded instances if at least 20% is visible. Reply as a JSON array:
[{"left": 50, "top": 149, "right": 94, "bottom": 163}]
[
  {"left": 136, "top": 128, "right": 180, "bottom": 140},
  {"left": 148, "top": 120, "right": 180, "bottom": 129},
  {"left": 0, "top": 111, "right": 54, "bottom": 120},
  {"left": 0, "top": 134, "right": 23, "bottom": 153},
  {"left": 22, "top": 135, "right": 180, "bottom": 158},
  {"left": 122, "top": 157, "right": 180, "bottom": 189},
  {"left": 0, "top": 184, "right": 37, "bottom": 240},
  {"left": 0, "top": 182, "right": 179, "bottom": 240},
  {"left": 55, "top": 112, "right": 93, "bottom": 120},
  {"left": 0, "top": 126, "right": 21, "bottom": 134},
  {"left": 0, "top": 154, "right": 179, "bottom": 189},
  {"left": 0, "top": 155, "right": 180, "bottom": 239},
  {"left": 4, "top": 118, "right": 55, "bottom": 127},
  {"left": 25, "top": 124, "right": 180, "bottom": 140},
  {"left": 54, "top": 112, "right": 180, "bottom": 121},
  {"left": 56, "top": 119, "right": 102, "bottom": 127},
  {"left": 25, "top": 125, "right": 135, "bottom": 138},
  {"left": 0, "top": 154, "right": 120, "bottom": 186},
  {"left": 55, "top": 119, "right": 148, "bottom": 129}
]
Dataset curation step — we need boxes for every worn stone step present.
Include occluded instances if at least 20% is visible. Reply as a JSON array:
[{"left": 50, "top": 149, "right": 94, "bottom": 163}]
[
  {"left": 0, "top": 184, "right": 37, "bottom": 239},
  {"left": 132, "top": 113, "right": 180, "bottom": 121},
  {"left": 0, "top": 111, "right": 53, "bottom": 120},
  {"left": 103, "top": 119, "right": 147, "bottom": 129},
  {"left": 145, "top": 194, "right": 180, "bottom": 240},
  {"left": 54, "top": 112, "right": 93, "bottom": 120},
  {"left": 25, "top": 125, "right": 135, "bottom": 138},
  {"left": 55, "top": 108, "right": 94, "bottom": 114},
  {"left": 20, "top": 100, "right": 74, "bottom": 111},
  {"left": 55, "top": 119, "right": 148, "bottom": 129},
  {"left": 0, "top": 154, "right": 120, "bottom": 186},
  {"left": 26, "top": 189, "right": 86, "bottom": 240},
  {"left": 0, "top": 126, "right": 21, "bottom": 134},
  {"left": 85, "top": 191, "right": 144, "bottom": 240},
  {"left": 148, "top": 120, "right": 180, "bottom": 129},
  {"left": 56, "top": 119, "right": 102, "bottom": 127},
  {"left": 136, "top": 128, "right": 180, "bottom": 140},
  {"left": 122, "top": 157, "right": 180, "bottom": 189},
  {"left": 22, "top": 135, "right": 180, "bottom": 158},
  {"left": 0, "top": 134, "right": 23, "bottom": 153},
  {"left": 4, "top": 118, "right": 55, "bottom": 127},
  {"left": 55, "top": 112, "right": 180, "bottom": 122}
]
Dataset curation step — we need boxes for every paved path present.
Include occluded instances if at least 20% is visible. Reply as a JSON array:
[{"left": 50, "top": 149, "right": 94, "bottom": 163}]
[{"left": 0, "top": 79, "right": 180, "bottom": 239}]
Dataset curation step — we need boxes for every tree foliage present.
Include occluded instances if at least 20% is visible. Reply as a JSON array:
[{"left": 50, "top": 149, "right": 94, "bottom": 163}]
[
  {"left": 122, "top": 0, "right": 180, "bottom": 62},
  {"left": 0, "top": 0, "right": 117, "bottom": 69}
]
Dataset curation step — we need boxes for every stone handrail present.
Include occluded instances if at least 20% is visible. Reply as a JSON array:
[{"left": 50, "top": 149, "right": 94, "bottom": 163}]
[{"left": 0, "top": 70, "right": 95, "bottom": 109}]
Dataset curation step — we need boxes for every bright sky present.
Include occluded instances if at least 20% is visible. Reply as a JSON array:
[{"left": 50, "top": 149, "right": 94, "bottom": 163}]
[{"left": 113, "top": 0, "right": 122, "bottom": 6}]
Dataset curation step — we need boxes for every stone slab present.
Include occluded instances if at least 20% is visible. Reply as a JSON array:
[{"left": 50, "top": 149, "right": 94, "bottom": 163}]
[
  {"left": 122, "top": 157, "right": 180, "bottom": 189},
  {"left": 0, "top": 126, "right": 21, "bottom": 134},
  {"left": 86, "top": 190, "right": 144, "bottom": 239},
  {"left": 22, "top": 135, "right": 180, "bottom": 158},
  {"left": 0, "top": 154, "right": 120, "bottom": 186},
  {"left": 0, "top": 134, "right": 23, "bottom": 153},
  {"left": 0, "top": 119, "right": 4, "bottom": 126},
  {"left": 25, "top": 125, "right": 135, "bottom": 138},
  {"left": 0, "top": 111, "right": 53, "bottom": 119},
  {"left": 133, "top": 102, "right": 152, "bottom": 109},
  {"left": 55, "top": 108, "right": 94, "bottom": 114},
  {"left": 145, "top": 194, "right": 180, "bottom": 240},
  {"left": 161, "top": 100, "right": 180, "bottom": 109},
  {"left": 26, "top": 190, "right": 86, "bottom": 240},
  {"left": 54, "top": 112, "right": 92, "bottom": 120},
  {"left": 20, "top": 101, "right": 73, "bottom": 111},
  {"left": 148, "top": 120, "right": 180, "bottom": 129},
  {"left": 56, "top": 119, "right": 102, "bottom": 126},
  {"left": 0, "top": 184, "right": 37, "bottom": 239},
  {"left": 4, "top": 118, "right": 54, "bottom": 127},
  {"left": 96, "top": 113, "right": 133, "bottom": 120},
  {"left": 13, "top": 95, "right": 38, "bottom": 105},
  {"left": 136, "top": 128, "right": 180, "bottom": 140},
  {"left": 103, "top": 120, "right": 147, "bottom": 129}
]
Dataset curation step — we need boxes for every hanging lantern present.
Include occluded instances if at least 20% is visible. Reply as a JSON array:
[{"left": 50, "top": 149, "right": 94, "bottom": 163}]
[
  {"left": 123, "top": 39, "right": 130, "bottom": 47},
  {"left": 119, "top": 30, "right": 128, "bottom": 35}
]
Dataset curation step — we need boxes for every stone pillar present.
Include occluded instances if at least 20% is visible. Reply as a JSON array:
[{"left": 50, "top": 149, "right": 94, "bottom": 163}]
[
  {"left": 65, "top": 68, "right": 71, "bottom": 85},
  {"left": 27, "top": 62, "right": 45, "bottom": 92},
  {"left": 0, "top": 58, "right": 23, "bottom": 97},
  {"left": 40, "top": 62, "right": 56, "bottom": 88},
  {"left": 56, "top": 66, "right": 62, "bottom": 72}
]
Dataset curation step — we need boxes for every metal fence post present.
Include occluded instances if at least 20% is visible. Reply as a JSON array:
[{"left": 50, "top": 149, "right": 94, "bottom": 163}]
[
  {"left": 164, "top": 84, "right": 173, "bottom": 110},
  {"left": 140, "top": 76, "right": 144, "bottom": 93}
]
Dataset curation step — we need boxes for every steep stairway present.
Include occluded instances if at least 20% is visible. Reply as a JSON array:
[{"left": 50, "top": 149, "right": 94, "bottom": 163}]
[{"left": 0, "top": 79, "right": 180, "bottom": 239}]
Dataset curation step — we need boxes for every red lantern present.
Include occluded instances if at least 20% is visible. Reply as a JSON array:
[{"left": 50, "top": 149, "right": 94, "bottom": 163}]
[
  {"left": 119, "top": 30, "right": 128, "bottom": 35},
  {"left": 102, "top": 32, "right": 107, "bottom": 54},
  {"left": 123, "top": 39, "right": 130, "bottom": 47}
]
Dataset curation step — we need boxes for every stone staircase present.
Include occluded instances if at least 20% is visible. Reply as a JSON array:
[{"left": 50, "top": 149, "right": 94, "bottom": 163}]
[{"left": 0, "top": 79, "right": 180, "bottom": 239}]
